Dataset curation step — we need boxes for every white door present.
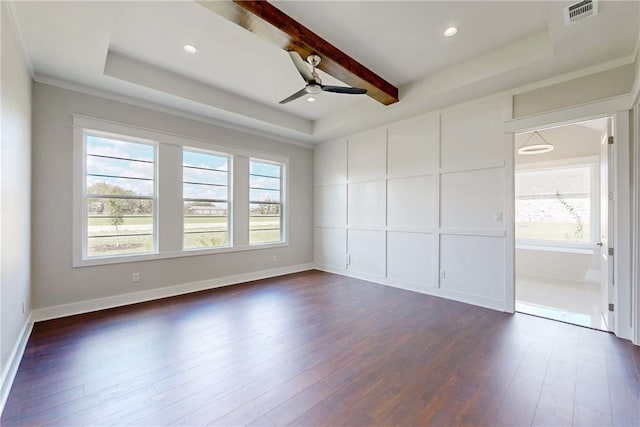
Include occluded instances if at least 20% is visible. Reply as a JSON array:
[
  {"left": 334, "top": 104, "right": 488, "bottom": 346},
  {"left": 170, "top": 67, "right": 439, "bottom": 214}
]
[{"left": 599, "top": 118, "right": 614, "bottom": 331}]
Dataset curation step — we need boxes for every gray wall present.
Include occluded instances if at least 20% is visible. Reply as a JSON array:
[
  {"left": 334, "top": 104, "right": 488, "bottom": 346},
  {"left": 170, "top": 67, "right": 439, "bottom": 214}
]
[
  {"left": 1, "top": 4, "right": 32, "bottom": 374},
  {"left": 513, "top": 64, "right": 635, "bottom": 118},
  {"left": 31, "top": 83, "right": 313, "bottom": 310}
]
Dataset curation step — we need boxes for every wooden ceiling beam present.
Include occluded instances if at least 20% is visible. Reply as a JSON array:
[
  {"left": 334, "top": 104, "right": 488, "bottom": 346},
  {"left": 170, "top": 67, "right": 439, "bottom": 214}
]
[{"left": 197, "top": 0, "right": 399, "bottom": 106}]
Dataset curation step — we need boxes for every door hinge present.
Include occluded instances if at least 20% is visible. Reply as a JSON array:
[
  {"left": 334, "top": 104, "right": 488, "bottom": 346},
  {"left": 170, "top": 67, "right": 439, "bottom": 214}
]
[
  {"left": 608, "top": 136, "right": 614, "bottom": 145},
  {"left": 609, "top": 191, "right": 614, "bottom": 201},
  {"left": 608, "top": 247, "right": 614, "bottom": 256},
  {"left": 608, "top": 303, "right": 614, "bottom": 312}
]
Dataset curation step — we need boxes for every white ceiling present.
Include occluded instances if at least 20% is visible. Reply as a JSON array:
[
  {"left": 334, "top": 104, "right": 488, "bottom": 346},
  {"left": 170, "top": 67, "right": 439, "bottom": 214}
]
[
  {"left": 273, "top": 1, "right": 550, "bottom": 85},
  {"left": 8, "top": 1, "right": 640, "bottom": 144}
]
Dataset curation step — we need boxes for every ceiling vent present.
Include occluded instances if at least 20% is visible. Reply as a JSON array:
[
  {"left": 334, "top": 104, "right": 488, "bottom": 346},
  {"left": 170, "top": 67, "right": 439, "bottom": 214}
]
[{"left": 564, "top": 0, "right": 598, "bottom": 25}]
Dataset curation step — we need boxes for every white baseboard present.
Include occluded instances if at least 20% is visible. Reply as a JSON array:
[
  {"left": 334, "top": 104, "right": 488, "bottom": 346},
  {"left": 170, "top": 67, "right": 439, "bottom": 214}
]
[
  {"left": 32, "top": 263, "right": 314, "bottom": 322},
  {"left": 0, "top": 314, "right": 33, "bottom": 416},
  {"left": 314, "top": 263, "right": 506, "bottom": 312}
]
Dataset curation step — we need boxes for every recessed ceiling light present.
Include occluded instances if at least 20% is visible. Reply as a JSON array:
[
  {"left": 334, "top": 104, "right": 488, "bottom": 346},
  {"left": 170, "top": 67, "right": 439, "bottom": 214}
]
[
  {"left": 443, "top": 27, "right": 458, "bottom": 37},
  {"left": 183, "top": 44, "right": 197, "bottom": 54},
  {"left": 307, "top": 96, "right": 316, "bottom": 102}
]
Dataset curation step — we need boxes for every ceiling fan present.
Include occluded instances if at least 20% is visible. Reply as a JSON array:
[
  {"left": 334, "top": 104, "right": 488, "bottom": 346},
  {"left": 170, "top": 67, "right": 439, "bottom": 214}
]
[{"left": 279, "top": 51, "right": 367, "bottom": 104}]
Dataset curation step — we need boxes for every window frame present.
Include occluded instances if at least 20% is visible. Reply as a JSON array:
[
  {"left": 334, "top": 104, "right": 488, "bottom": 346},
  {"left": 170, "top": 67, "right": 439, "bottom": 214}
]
[
  {"left": 515, "top": 156, "right": 600, "bottom": 250},
  {"left": 72, "top": 115, "right": 289, "bottom": 268},
  {"left": 81, "top": 129, "right": 159, "bottom": 260},
  {"left": 182, "top": 147, "right": 232, "bottom": 251},
  {"left": 249, "top": 158, "right": 286, "bottom": 246}
]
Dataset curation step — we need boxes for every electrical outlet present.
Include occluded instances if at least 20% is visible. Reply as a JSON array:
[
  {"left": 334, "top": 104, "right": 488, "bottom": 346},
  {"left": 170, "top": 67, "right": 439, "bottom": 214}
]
[
  {"left": 132, "top": 273, "right": 140, "bottom": 283},
  {"left": 440, "top": 270, "right": 446, "bottom": 279},
  {"left": 495, "top": 212, "right": 503, "bottom": 222},
  {"left": 272, "top": 255, "right": 277, "bottom": 262}
]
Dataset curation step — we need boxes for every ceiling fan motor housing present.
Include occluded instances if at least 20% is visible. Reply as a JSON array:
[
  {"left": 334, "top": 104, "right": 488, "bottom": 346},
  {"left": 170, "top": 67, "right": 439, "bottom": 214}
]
[
  {"left": 305, "top": 84, "right": 322, "bottom": 94},
  {"left": 279, "top": 50, "right": 366, "bottom": 104}
]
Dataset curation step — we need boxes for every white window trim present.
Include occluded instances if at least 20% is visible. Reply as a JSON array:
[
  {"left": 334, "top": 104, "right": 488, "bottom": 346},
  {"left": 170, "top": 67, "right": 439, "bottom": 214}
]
[
  {"left": 515, "top": 241, "right": 597, "bottom": 253},
  {"left": 72, "top": 115, "right": 289, "bottom": 267},
  {"left": 515, "top": 156, "right": 600, "bottom": 248}
]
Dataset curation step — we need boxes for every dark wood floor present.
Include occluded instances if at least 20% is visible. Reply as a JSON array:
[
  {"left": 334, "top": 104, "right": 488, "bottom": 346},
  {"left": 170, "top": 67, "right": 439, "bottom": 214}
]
[{"left": 2, "top": 270, "right": 639, "bottom": 426}]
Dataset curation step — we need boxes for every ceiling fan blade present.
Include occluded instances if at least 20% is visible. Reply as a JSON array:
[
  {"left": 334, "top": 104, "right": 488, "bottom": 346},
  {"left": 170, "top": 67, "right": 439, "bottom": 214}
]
[
  {"left": 321, "top": 85, "right": 367, "bottom": 95},
  {"left": 288, "top": 51, "right": 313, "bottom": 83},
  {"left": 278, "top": 87, "right": 308, "bottom": 104}
]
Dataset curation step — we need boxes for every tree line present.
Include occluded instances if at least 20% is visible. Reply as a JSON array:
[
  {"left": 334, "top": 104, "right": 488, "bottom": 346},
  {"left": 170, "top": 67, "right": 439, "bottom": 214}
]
[
  {"left": 88, "top": 182, "right": 151, "bottom": 230},
  {"left": 89, "top": 183, "right": 280, "bottom": 231}
]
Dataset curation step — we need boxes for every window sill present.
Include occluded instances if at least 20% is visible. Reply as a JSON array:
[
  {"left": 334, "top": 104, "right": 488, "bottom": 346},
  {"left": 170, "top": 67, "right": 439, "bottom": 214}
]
[
  {"left": 73, "top": 242, "right": 288, "bottom": 268},
  {"left": 515, "top": 240, "right": 596, "bottom": 255}
]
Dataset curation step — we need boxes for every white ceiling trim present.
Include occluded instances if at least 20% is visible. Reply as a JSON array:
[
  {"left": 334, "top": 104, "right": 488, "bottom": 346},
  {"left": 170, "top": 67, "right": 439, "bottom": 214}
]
[
  {"left": 312, "top": 30, "right": 554, "bottom": 142},
  {"left": 33, "top": 74, "right": 315, "bottom": 149},
  {"left": 3, "top": 1, "right": 34, "bottom": 77},
  {"left": 72, "top": 114, "right": 291, "bottom": 161},
  {"left": 11, "top": 0, "right": 639, "bottom": 145},
  {"left": 630, "top": 45, "right": 640, "bottom": 101},
  {"left": 104, "top": 51, "right": 313, "bottom": 136},
  {"left": 403, "top": 31, "right": 554, "bottom": 101}
]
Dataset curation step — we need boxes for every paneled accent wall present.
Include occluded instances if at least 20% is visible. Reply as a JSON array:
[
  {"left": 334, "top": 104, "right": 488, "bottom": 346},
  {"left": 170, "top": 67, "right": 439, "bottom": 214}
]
[{"left": 314, "top": 97, "right": 509, "bottom": 310}]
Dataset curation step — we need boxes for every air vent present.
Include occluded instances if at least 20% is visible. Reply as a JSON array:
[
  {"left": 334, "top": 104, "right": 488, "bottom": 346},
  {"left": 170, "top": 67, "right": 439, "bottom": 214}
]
[{"left": 564, "top": 0, "right": 598, "bottom": 25}]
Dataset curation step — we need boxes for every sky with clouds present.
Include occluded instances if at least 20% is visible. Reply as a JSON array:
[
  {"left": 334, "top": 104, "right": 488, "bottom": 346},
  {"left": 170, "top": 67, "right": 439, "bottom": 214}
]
[{"left": 86, "top": 135, "right": 282, "bottom": 204}]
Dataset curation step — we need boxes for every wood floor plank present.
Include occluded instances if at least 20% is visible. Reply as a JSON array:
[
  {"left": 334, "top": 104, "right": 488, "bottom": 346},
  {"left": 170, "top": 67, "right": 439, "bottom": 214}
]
[
  {"left": 209, "top": 339, "right": 366, "bottom": 426},
  {"left": 264, "top": 356, "right": 364, "bottom": 426},
  {"left": 246, "top": 415, "right": 277, "bottom": 427},
  {"left": 1, "top": 270, "right": 638, "bottom": 426}
]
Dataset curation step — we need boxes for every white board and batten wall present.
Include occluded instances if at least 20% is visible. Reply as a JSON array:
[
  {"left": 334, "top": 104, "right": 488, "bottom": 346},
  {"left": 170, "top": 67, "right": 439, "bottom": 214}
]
[{"left": 314, "top": 97, "right": 511, "bottom": 311}]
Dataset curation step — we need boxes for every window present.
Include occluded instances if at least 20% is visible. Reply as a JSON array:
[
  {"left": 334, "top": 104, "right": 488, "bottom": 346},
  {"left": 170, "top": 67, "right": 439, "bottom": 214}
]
[
  {"left": 74, "top": 116, "right": 289, "bottom": 266},
  {"left": 515, "top": 164, "right": 594, "bottom": 243},
  {"left": 84, "top": 132, "right": 155, "bottom": 257},
  {"left": 249, "top": 160, "right": 283, "bottom": 244},
  {"left": 183, "top": 149, "right": 230, "bottom": 249}
]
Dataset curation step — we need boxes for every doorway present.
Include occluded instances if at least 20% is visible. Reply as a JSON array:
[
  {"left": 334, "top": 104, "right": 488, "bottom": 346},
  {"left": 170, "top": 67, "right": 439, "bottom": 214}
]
[{"left": 514, "top": 117, "right": 613, "bottom": 331}]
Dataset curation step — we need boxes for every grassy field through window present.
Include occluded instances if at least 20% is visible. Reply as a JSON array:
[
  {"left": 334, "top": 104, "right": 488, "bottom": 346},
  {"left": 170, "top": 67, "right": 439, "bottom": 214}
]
[
  {"left": 249, "top": 215, "right": 281, "bottom": 244},
  {"left": 87, "top": 215, "right": 280, "bottom": 256},
  {"left": 87, "top": 214, "right": 154, "bottom": 257}
]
